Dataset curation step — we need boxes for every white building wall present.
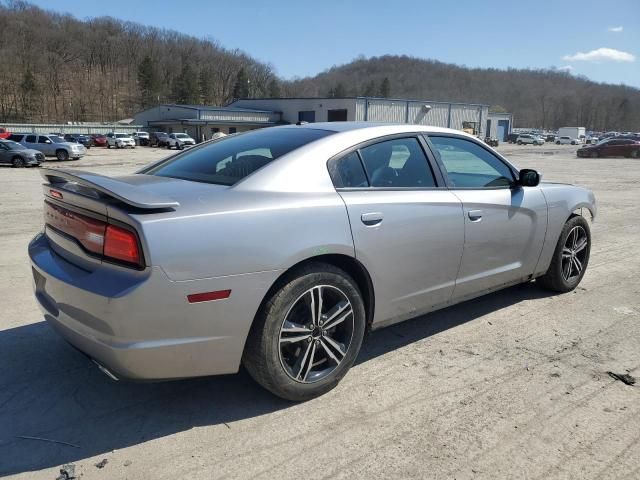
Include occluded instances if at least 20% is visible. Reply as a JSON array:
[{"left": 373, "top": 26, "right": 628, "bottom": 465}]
[{"left": 230, "top": 98, "right": 358, "bottom": 123}]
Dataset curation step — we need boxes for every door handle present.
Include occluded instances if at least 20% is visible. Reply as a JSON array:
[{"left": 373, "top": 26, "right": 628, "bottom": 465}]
[
  {"left": 361, "top": 212, "right": 383, "bottom": 226},
  {"left": 468, "top": 209, "right": 483, "bottom": 221}
]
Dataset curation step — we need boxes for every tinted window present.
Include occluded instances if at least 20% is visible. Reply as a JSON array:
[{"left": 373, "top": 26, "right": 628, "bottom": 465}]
[
  {"left": 145, "top": 127, "right": 333, "bottom": 186},
  {"left": 429, "top": 136, "right": 514, "bottom": 188},
  {"left": 359, "top": 137, "right": 436, "bottom": 188},
  {"left": 38, "top": 136, "right": 51, "bottom": 143},
  {"left": 8, "top": 134, "right": 23, "bottom": 142},
  {"left": 26, "top": 135, "right": 37, "bottom": 143},
  {"left": 328, "top": 151, "right": 368, "bottom": 188}
]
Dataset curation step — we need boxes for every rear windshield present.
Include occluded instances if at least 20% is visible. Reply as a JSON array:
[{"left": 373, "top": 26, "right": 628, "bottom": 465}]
[
  {"left": 145, "top": 127, "right": 333, "bottom": 186},
  {"left": 115, "top": 133, "right": 129, "bottom": 138}
]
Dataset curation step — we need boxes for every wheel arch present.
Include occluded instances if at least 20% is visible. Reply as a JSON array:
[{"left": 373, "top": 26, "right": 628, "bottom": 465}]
[{"left": 255, "top": 253, "right": 376, "bottom": 330}]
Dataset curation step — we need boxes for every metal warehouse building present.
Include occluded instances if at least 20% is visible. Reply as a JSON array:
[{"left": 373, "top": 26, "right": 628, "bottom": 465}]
[{"left": 133, "top": 97, "right": 512, "bottom": 141}]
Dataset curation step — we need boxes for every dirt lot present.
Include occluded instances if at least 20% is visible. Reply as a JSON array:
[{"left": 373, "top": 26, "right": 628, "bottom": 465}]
[{"left": 0, "top": 143, "right": 638, "bottom": 479}]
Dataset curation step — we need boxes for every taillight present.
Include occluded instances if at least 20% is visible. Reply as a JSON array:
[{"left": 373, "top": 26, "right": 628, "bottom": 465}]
[
  {"left": 104, "top": 224, "right": 142, "bottom": 267},
  {"left": 44, "top": 201, "right": 143, "bottom": 268}
]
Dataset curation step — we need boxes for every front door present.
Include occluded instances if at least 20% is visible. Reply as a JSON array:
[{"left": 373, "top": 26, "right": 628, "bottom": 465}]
[
  {"left": 330, "top": 136, "right": 464, "bottom": 327},
  {"left": 427, "top": 134, "right": 547, "bottom": 301}
]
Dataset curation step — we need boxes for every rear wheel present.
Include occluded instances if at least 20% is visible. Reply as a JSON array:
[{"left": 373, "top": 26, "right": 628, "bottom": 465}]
[
  {"left": 243, "top": 263, "right": 366, "bottom": 401},
  {"left": 12, "top": 156, "right": 25, "bottom": 168},
  {"left": 538, "top": 216, "right": 591, "bottom": 293},
  {"left": 56, "top": 149, "right": 69, "bottom": 161}
]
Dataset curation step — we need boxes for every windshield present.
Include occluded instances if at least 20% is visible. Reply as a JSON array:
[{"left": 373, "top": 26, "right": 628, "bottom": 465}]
[
  {"left": 2, "top": 141, "right": 26, "bottom": 150},
  {"left": 145, "top": 127, "right": 333, "bottom": 186},
  {"left": 175, "top": 133, "right": 189, "bottom": 138}
]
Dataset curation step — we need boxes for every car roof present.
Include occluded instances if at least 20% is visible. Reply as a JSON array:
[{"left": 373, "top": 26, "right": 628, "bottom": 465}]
[{"left": 287, "top": 121, "right": 467, "bottom": 135}]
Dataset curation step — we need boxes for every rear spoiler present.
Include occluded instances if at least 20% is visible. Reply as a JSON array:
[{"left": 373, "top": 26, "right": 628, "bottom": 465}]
[{"left": 40, "top": 168, "right": 180, "bottom": 210}]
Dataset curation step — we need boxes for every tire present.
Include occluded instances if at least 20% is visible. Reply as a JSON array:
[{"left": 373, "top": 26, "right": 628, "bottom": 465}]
[
  {"left": 107, "top": 143, "right": 111, "bottom": 149},
  {"left": 11, "top": 156, "right": 25, "bottom": 168},
  {"left": 556, "top": 141, "right": 561, "bottom": 145},
  {"left": 537, "top": 216, "right": 591, "bottom": 293},
  {"left": 56, "top": 149, "right": 69, "bottom": 161},
  {"left": 178, "top": 143, "right": 184, "bottom": 150},
  {"left": 243, "top": 263, "right": 366, "bottom": 401},
  {"left": 631, "top": 150, "right": 639, "bottom": 158},
  {"left": 590, "top": 151, "right": 599, "bottom": 158},
  {"left": 517, "top": 140, "right": 523, "bottom": 145}
]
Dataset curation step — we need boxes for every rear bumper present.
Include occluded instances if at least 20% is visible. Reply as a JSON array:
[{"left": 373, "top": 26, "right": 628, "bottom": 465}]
[{"left": 29, "top": 232, "right": 280, "bottom": 380}]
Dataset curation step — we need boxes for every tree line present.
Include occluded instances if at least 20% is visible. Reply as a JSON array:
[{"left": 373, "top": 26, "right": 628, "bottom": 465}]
[
  {"left": 287, "top": 55, "right": 640, "bottom": 131},
  {"left": 1, "top": 2, "right": 639, "bottom": 131},
  {"left": 0, "top": 0, "right": 281, "bottom": 123}
]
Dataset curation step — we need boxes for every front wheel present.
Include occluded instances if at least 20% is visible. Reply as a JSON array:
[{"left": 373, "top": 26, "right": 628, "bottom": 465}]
[
  {"left": 243, "top": 263, "right": 366, "bottom": 401},
  {"left": 56, "top": 149, "right": 69, "bottom": 161},
  {"left": 537, "top": 215, "right": 591, "bottom": 293},
  {"left": 517, "top": 140, "right": 523, "bottom": 145}
]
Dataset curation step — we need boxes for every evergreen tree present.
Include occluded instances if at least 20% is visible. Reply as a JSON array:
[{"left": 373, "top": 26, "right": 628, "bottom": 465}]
[
  {"left": 199, "top": 68, "right": 215, "bottom": 105},
  {"left": 19, "top": 69, "right": 39, "bottom": 120},
  {"left": 172, "top": 63, "right": 200, "bottom": 104},
  {"left": 363, "top": 80, "right": 377, "bottom": 97},
  {"left": 379, "top": 77, "right": 391, "bottom": 98},
  {"left": 232, "top": 68, "right": 250, "bottom": 99},
  {"left": 137, "top": 55, "right": 161, "bottom": 108}
]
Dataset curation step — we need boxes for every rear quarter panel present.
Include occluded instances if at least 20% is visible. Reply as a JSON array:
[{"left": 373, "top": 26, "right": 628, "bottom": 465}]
[{"left": 131, "top": 190, "right": 355, "bottom": 281}]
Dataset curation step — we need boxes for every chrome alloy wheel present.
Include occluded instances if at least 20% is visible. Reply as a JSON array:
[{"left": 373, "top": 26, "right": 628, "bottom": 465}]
[
  {"left": 561, "top": 226, "right": 588, "bottom": 281},
  {"left": 278, "top": 285, "right": 354, "bottom": 383}
]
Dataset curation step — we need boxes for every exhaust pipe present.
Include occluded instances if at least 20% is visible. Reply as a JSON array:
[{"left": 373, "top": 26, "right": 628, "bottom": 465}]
[{"left": 92, "top": 359, "right": 119, "bottom": 381}]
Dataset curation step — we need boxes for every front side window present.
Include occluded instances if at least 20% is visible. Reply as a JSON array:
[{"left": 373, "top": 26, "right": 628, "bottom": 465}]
[
  {"left": 145, "top": 127, "right": 333, "bottom": 186},
  {"left": 429, "top": 136, "right": 514, "bottom": 188},
  {"left": 359, "top": 137, "right": 436, "bottom": 188}
]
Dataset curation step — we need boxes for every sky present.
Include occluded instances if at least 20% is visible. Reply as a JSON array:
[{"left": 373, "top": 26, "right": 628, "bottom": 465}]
[{"left": 30, "top": 0, "right": 640, "bottom": 87}]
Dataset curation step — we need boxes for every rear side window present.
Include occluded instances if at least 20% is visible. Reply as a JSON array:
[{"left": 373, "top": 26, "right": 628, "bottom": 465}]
[
  {"left": 359, "top": 137, "right": 436, "bottom": 188},
  {"left": 8, "top": 134, "right": 23, "bottom": 142},
  {"left": 328, "top": 152, "right": 368, "bottom": 188},
  {"left": 26, "top": 135, "right": 37, "bottom": 143},
  {"left": 145, "top": 127, "right": 333, "bottom": 186}
]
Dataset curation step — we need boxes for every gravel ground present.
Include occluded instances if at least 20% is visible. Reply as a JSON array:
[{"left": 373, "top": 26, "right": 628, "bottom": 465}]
[{"left": 0, "top": 143, "right": 638, "bottom": 479}]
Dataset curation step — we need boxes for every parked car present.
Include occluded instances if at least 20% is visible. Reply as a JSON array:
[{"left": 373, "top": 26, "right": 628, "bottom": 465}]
[
  {"left": 132, "top": 131, "right": 150, "bottom": 146},
  {"left": 577, "top": 138, "right": 640, "bottom": 158},
  {"left": 29, "top": 123, "right": 596, "bottom": 400},
  {"left": 10, "top": 133, "right": 85, "bottom": 160},
  {"left": 106, "top": 132, "right": 135, "bottom": 149},
  {"left": 585, "top": 135, "right": 599, "bottom": 145},
  {"left": 167, "top": 132, "right": 196, "bottom": 149},
  {"left": 149, "top": 131, "right": 170, "bottom": 147},
  {"left": 555, "top": 136, "right": 580, "bottom": 145},
  {"left": 0, "top": 140, "right": 44, "bottom": 167},
  {"left": 507, "top": 133, "right": 520, "bottom": 144},
  {"left": 0, "top": 127, "right": 12, "bottom": 139},
  {"left": 546, "top": 134, "right": 557, "bottom": 143},
  {"left": 64, "top": 133, "right": 92, "bottom": 149},
  {"left": 90, "top": 134, "right": 108, "bottom": 147},
  {"left": 516, "top": 134, "right": 544, "bottom": 145},
  {"left": 483, "top": 136, "right": 499, "bottom": 147}
]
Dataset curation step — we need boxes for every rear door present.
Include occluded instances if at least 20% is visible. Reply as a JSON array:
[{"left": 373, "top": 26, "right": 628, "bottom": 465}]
[
  {"left": 426, "top": 134, "right": 547, "bottom": 301},
  {"left": 330, "top": 135, "right": 464, "bottom": 327}
]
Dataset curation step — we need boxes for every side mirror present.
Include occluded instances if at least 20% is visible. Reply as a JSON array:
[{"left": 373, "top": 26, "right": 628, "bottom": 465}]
[{"left": 518, "top": 169, "right": 541, "bottom": 187}]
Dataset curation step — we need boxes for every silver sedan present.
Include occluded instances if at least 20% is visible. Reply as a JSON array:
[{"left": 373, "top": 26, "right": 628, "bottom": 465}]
[{"left": 29, "top": 123, "right": 596, "bottom": 400}]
